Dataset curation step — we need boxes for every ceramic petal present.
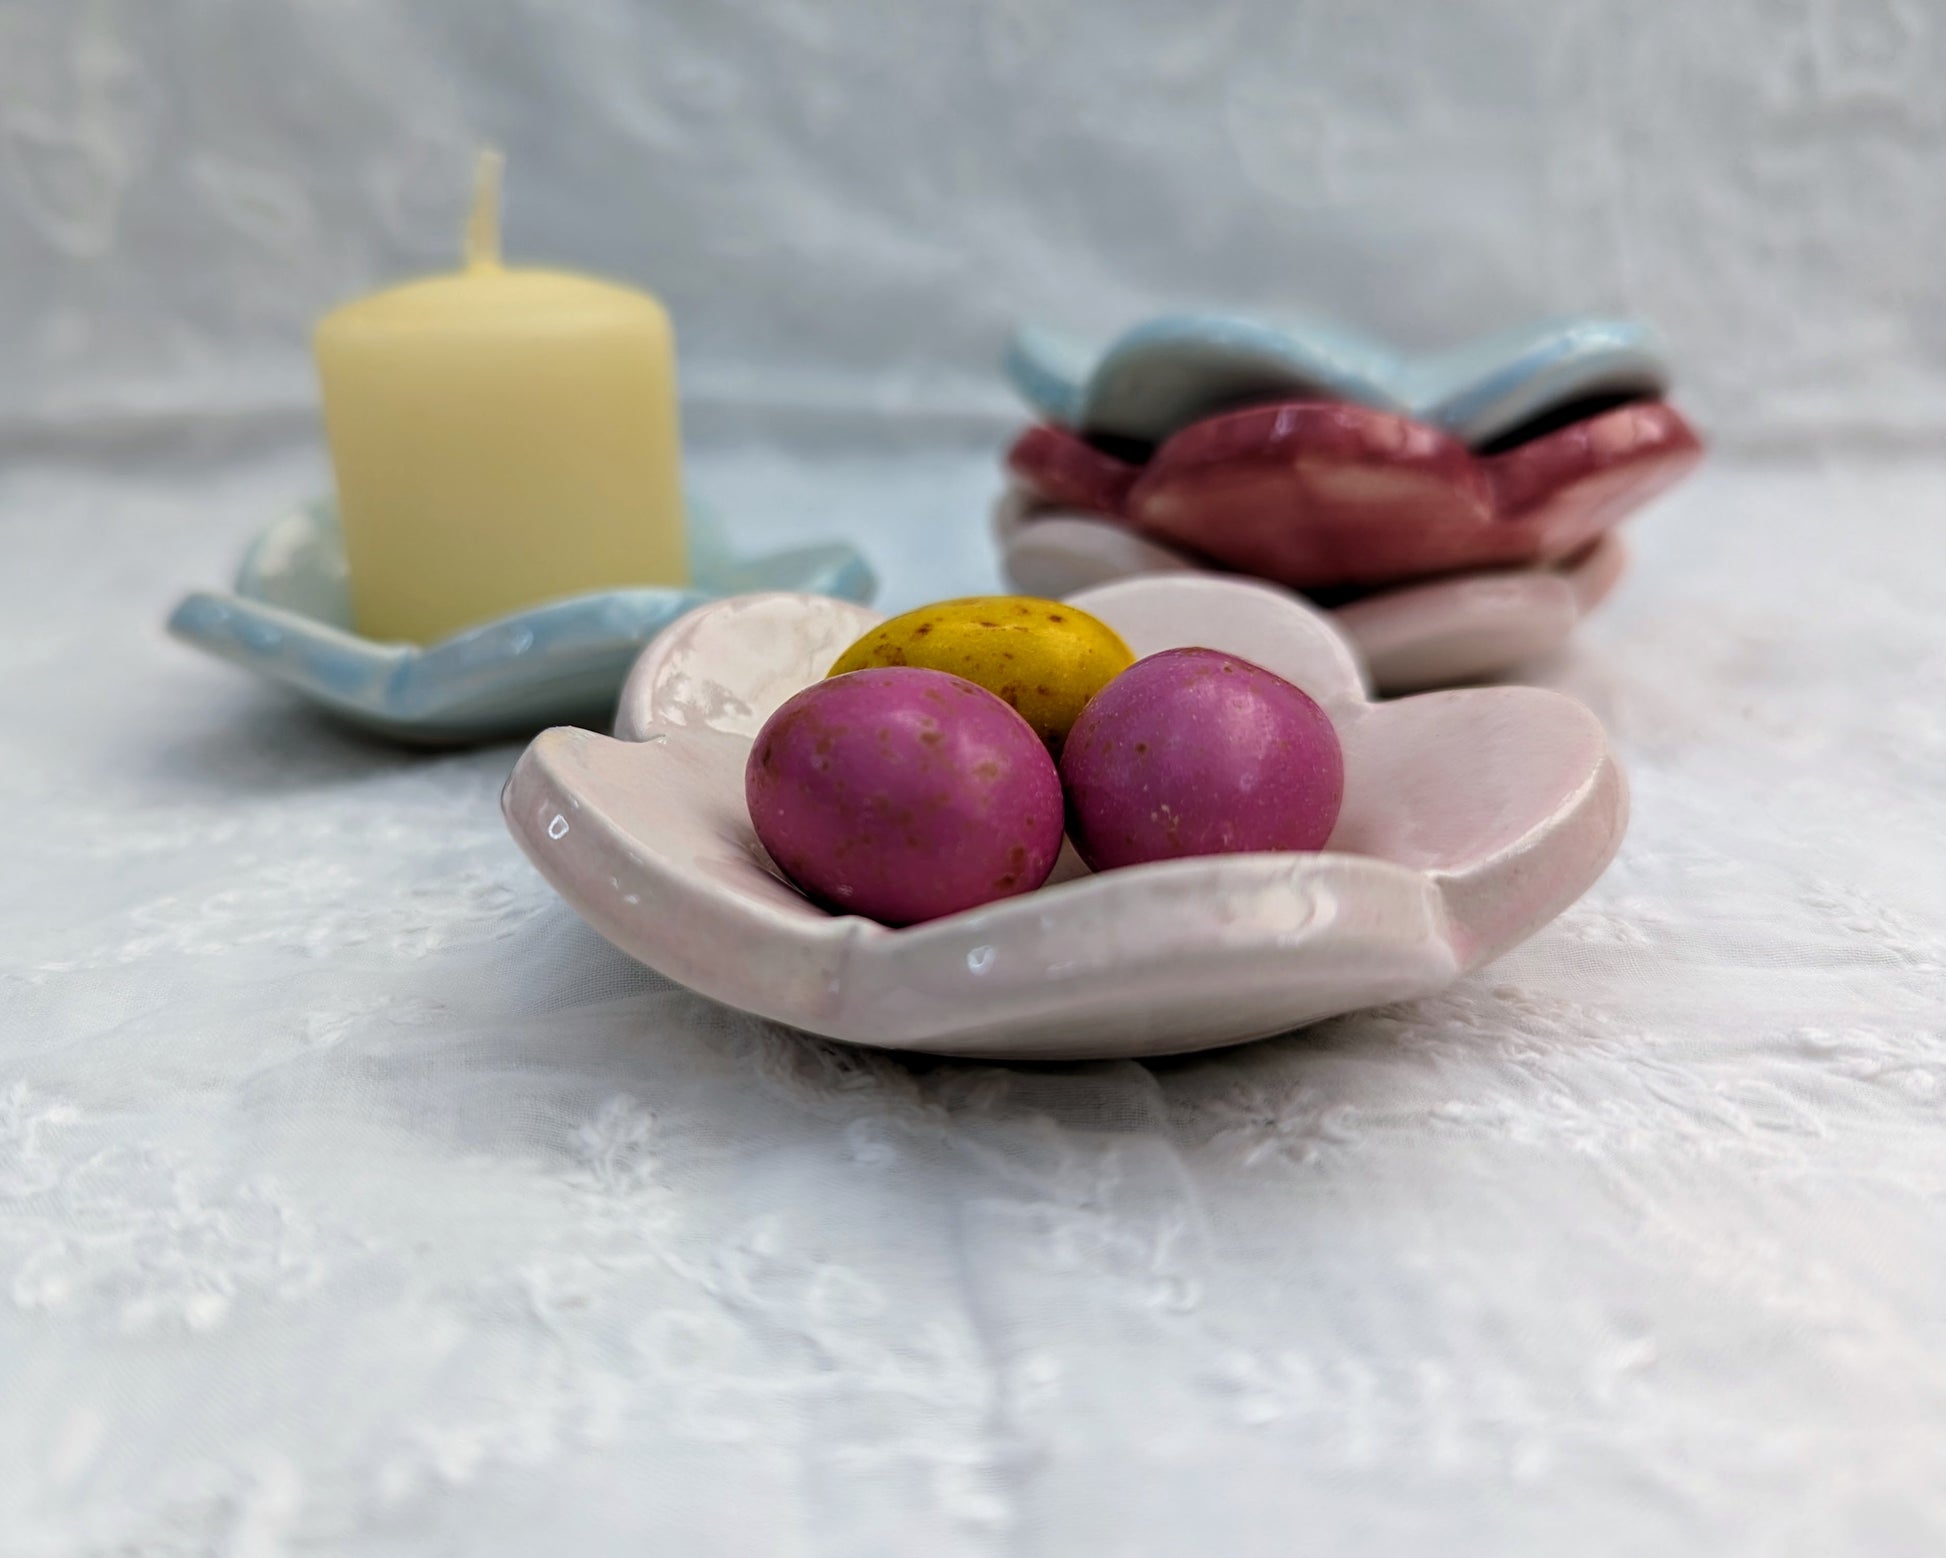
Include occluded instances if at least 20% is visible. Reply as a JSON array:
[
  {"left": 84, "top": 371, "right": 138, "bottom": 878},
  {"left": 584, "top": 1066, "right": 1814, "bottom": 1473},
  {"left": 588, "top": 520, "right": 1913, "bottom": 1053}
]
[
  {"left": 992, "top": 491, "right": 1627, "bottom": 695},
  {"left": 1006, "top": 401, "right": 1699, "bottom": 593},
  {"left": 168, "top": 498, "right": 877, "bottom": 744},
  {"left": 1007, "top": 312, "right": 1670, "bottom": 449}
]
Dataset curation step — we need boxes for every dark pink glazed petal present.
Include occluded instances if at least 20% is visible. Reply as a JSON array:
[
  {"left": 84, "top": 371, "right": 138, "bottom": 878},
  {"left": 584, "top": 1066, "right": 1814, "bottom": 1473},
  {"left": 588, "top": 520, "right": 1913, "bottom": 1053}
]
[
  {"left": 1486, "top": 401, "right": 1703, "bottom": 566},
  {"left": 1128, "top": 402, "right": 1498, "bottom": 588},
  {"left": 1031, "top": 398, "right": 1702, "bottom": 593},
  {"left": 1004, "top": 424, "right": 1140, "bottom": 517}
]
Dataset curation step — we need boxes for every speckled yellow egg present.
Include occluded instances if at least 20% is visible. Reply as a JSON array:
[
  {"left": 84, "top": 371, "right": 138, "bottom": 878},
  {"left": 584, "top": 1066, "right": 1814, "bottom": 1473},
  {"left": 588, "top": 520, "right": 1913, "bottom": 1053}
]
[{"left": 826, "top": 596, "right": 1134, "bottom": 751}]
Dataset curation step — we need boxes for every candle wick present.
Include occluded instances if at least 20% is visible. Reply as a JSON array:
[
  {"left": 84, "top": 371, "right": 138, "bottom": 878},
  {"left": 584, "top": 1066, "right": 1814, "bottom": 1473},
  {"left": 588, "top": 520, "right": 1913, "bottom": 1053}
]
[{"left": 465, "top": 148, "right": 505, "bottom": 270}]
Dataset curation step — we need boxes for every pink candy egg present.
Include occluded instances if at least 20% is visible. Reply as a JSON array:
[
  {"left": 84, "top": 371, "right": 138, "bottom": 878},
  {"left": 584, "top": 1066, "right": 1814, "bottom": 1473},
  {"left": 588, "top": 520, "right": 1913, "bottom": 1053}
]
[
  {"left": 745, "top": 666, "right": 1064, "bottom": 926},
  {"left": 1060, "top": 648, "right": 1343, "bottom": 872}
]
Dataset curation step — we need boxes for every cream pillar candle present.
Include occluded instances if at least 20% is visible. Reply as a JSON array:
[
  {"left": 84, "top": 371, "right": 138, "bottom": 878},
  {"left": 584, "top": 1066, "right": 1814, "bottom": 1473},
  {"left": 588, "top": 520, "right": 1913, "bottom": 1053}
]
[{"left": 315, "top": 152, "right": 687, "bottom": 644}]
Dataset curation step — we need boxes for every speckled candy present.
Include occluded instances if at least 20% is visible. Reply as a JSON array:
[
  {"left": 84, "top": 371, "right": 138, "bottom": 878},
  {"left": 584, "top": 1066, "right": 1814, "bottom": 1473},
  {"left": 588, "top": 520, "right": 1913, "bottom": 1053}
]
[
  {"left": 825, "top": 595, "right": 1133, "bottom": 753},
  {"left": 745, "top": 666, "right": 1064, "bottom": 926},
  {"left": 1061, "top": 648, "right": 1344, "bottom": 872}
]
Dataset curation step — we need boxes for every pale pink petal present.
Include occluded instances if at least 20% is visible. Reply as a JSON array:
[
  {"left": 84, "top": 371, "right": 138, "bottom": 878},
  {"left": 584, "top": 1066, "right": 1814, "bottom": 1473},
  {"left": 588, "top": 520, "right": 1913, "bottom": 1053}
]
[
  {"left": 506, "top": 723, "right": 1456, "bottom": 1059},
  {"left": 1330, "top": 686, "right": 1626, "bottom": 968},
  {"left": 613, "top": 591, "right": 881, "bottom": 740},
  {"left": 1068, "top": 572, "right": 1368, "bottom": 718},
  {"left": 995, "top": 496, "right": 1201, "bottom": 599}
]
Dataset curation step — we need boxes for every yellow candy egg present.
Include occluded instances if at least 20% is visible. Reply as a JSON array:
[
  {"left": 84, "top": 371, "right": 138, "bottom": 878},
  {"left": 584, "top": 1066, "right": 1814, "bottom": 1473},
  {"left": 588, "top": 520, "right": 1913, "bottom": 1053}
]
[{"left": 826, "top": 596, "right": 1134, "bottom": 751}]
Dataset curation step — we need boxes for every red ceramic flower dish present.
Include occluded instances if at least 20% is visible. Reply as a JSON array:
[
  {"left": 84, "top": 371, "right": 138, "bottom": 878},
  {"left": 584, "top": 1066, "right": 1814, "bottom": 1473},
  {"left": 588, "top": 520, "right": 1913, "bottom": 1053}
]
[{"left": 1005, "top": 398, "right": 1703, "bottom": 594}]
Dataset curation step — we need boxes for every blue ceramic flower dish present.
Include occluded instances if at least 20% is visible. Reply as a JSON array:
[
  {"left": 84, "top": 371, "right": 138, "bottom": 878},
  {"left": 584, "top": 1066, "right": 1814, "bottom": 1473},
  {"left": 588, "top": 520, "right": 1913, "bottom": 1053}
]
[
  {"left": 167, "top": 497, "right": 877, "bottom": 744},
  {"left": 1006, "top": 312, "right": 1669, "bottom": 451}
]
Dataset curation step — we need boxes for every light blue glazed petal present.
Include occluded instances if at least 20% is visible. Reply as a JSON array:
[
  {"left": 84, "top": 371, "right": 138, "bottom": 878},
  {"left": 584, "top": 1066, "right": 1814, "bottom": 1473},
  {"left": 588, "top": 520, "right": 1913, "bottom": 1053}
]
[
  {"left": 167, "top": 585, "right": 699, "bottom": 742},
  {"left": 388, "top": 588, "right": 716, "bottom": 734},
  {"left": 1003, "top": 326, "right": 1096, "bottom": 426},
  {"left": 168, "top": 495, "right": 877, "bottom": 744},
  {"left": 166, "top": 591, "right": 407, "bottom": 718},
  {"left": 1078, "top": 313, "right": 1408, "bottom": 446},
  {"left": 1407, "top": 317, "right": 1669, "bottom": 447},
  {"left": 236, "top": 500, "right": 354, "bottom": 625},
  {"left": 1008, "top": 313, "right": 1674, "bottom": 451}
]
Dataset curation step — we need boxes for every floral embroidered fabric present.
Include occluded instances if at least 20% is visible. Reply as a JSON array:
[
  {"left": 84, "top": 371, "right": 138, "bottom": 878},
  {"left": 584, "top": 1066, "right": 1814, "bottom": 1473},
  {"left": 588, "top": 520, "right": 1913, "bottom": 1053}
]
[{"left": 7, "top": 2, "right": 1946, "bottom": 1550}]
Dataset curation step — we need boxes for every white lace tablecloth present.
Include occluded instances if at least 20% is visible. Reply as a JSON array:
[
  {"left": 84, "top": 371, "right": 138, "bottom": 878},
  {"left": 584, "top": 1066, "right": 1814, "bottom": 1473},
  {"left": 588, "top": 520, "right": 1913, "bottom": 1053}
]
[
  {"left": 10, "top": 0, "right": 1946, "bottom": 1547},
  {"left": 5, "top": 442, "right": 1944, "bottom": 1555}
]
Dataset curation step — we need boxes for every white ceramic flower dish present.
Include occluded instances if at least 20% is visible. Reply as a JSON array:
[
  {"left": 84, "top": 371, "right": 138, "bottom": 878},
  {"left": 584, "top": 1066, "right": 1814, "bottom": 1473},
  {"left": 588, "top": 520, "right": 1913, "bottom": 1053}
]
[{"left": 502, "top": 576, "right": 1627, "bottom": 1061}]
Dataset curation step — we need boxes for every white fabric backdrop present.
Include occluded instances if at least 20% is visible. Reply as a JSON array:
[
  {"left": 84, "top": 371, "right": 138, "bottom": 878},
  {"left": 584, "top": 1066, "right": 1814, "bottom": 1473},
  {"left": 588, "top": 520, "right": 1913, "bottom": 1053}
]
[
  {"left": 7, "top": 3, "right": 1946, "bottom": 1554},
  {"left": 6, "top": 0, "right": 1946, "bottom": 447}
]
